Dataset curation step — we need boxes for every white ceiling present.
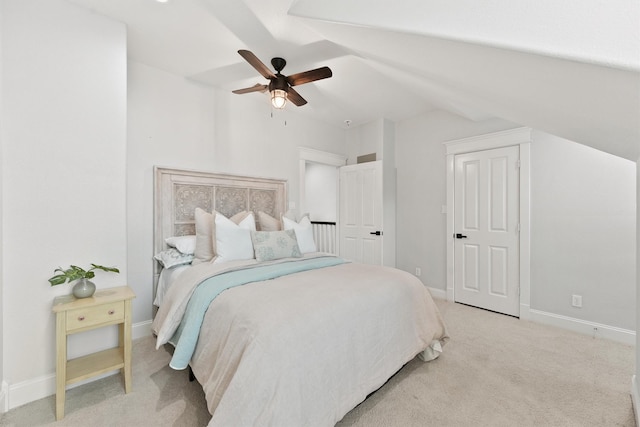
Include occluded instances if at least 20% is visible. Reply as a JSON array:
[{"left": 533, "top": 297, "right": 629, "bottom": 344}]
[{"left": 66, "top": 0, "right": 640, "bottom": 159}]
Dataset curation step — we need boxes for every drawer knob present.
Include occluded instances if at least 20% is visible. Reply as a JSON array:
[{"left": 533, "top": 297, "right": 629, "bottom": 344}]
[
  {"left": 78, "top": 315, "right": 85, "bottom": 321},
  {"left": 108, "top": 310, "right": 115, "bottom": 315}
]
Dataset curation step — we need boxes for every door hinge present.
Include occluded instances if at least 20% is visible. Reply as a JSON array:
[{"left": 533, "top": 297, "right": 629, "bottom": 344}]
[
  {"left": 516, "top": 159, "right": 521, "bottom": 169},
  {"left": 516, "top": 223, "right": 521, "bottom": 233}
]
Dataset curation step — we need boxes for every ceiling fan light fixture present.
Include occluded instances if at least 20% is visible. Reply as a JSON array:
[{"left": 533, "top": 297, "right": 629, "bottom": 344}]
[{"left": 271, "top": 89, "right": 287, "bottom": 109}]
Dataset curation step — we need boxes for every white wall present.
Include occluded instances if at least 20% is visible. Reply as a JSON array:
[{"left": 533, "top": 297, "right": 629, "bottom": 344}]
[
  {"left": 346, "top": 120, "right": 381, "bottom": 165},
  {"left": 0, "top": 0, "right": 5, "bottom": 408},
  {"left": 395, "top": 110, "right": 516, "bottom": 290},
  {"left": 127, "top": 61, "right": 347, "bottom": 325},
  {"left": 395, "top": 109, "right": 636, "bottom": 333},
  {"left": 530, "top": 131, "right": 636, "bottom": 330},
  {"left": 127, "top": 62, "right": 218, "bottom": 323},
  {"left": 210, "top": 91, "right": 346, "bottom": 202},
  {"left": 1, "top": 0, "right": 127, "bottom": 408}
]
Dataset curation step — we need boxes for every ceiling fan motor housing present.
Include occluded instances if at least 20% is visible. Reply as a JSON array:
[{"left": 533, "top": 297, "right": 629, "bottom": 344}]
[
  {"left": 269, "top": 74, "right": 289, "bottom": 92},
  {"left": 271, "top": 57, "right": 286, "bottom": 73}
]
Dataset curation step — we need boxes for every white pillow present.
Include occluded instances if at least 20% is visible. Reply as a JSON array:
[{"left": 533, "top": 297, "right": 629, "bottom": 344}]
[
  {"left": 214, "top": 212, "right": 256, "bottom": 263},
  {"left": 154, "top": 248, "right": 194, "bottom": 269},
  {"left": 193, "top": 208, "right": 249, "bottom": 264},
  {"left": 282, "top": 215, "right": 317, "bottom": 254},
  {"left": 165, "top": 235, "right": 196, "bottom": 255}
]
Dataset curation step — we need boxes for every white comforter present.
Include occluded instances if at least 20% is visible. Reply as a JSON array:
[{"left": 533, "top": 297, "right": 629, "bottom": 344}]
[{"left": 152, "top": 255, "right": 448, "bottom": 427}]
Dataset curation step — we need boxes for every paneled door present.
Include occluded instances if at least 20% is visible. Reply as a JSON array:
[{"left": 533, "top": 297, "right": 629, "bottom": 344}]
[
  {"left": 454, "top": 146, "right": 520, "bottom": 317},
  {"left": 339, "top": 161, "right": 383, "bottom": 265}
]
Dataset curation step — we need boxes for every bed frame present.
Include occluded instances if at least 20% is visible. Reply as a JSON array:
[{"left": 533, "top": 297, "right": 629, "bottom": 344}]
[{"left": 153, "top": 166, "right": 288, "bottom": 298}]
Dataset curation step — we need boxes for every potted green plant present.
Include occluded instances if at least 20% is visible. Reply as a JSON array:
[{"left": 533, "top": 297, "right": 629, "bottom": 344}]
[{"left": 48, "top": 264, "right": 120, "bottom": 298}]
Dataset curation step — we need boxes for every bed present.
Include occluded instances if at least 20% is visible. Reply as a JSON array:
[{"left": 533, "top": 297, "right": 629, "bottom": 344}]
[{"left": 151, "top": 167, "right": 449, "bottom": 427}]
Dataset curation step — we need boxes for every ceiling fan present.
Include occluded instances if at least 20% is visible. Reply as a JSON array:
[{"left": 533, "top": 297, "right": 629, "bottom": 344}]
[{"left": 232, "top": 50, "right": 332, "bottom": 109}]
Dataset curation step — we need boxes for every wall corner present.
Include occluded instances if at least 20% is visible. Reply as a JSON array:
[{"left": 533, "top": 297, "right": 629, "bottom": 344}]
[
  {"left": 0, "top": 380, "right": 8, "bottom": 413},
  {"left": 632, "top": 375, "right": 640, "bottom": 426}
]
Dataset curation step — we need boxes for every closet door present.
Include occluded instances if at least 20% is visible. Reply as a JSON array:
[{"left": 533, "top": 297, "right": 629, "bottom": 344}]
[{"left": 454, "top": 146, "right": 520, "bottom": 317}]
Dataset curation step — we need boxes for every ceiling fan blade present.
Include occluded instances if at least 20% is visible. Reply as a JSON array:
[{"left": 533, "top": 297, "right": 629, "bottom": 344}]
[
  {"left": 287, "top": 88, "right": 307, "bottom": 106},
  {"left": 232, "top": 83, "right": 268, "bottom": 94},
  {"left": 287, "top": 66, "right": 332, "bottom": 87},
  {"left": 238, "top": 50, "right": 276, "bottom": 80}
]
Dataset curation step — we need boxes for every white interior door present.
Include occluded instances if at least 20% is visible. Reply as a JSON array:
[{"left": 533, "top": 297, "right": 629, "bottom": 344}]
[
  {"left": 454, "top": 146, "right": 520, "bottom": 317},
  {"left": 339, "top": 161, "right": 383, "bottom": 265}
]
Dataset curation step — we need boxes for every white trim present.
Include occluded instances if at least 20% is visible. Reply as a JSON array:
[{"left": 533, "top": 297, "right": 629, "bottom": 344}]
[
  {"left": 632, "top": 376, "right": 640, "bottom": 427},
  {"left": 0, "top": 381, "right": 8, "bottom": 413},
  {"left": 519, "top": 303, "right": 531, "bottom": 321},
  {"left": 426, "top": 286, "right": 447, "bottom": 300},
  {"left": 5, "top": 320, "right": 153, "bottom": 411},
  {"left": 298, "top": 147, "right": 347, "bottom": 167},
  {"left": 444, "top": 127, "right": 532, "bottom": 319},
  {"left": 444, "top": 127, "right": 533, "bottom": 155},
  {"left": 7, "top": 373, "right": 55, "bottom": 411},
  {"left": 519, "top": 142, "right": 531, "bottom": 320},
  {"left": 133, "top": 319, "right": 152, "bottom": 340},
  {"left": 528, "top": 309, "right": 636, "bottom": 346}
]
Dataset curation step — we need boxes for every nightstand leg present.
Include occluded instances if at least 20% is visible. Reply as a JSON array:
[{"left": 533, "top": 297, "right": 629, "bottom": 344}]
[
  {"left": 55, "top": 313, "right": 67, "bottom": 420},
  {"left": 122, "top": 299, "right": 132, "bottom": 393}
]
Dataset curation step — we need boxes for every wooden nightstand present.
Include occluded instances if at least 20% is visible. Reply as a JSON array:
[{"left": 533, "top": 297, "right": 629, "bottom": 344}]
[{"left": 52, "top": 286, "right": 136, "bottom": 420}]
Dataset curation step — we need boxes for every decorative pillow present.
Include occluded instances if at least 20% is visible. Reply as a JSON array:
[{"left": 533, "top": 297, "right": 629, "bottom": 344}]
[
  {"left": 194, "top": 208, "right": 249, "bottom": 264},
  {"left": 154, "top": 248, "right": 194, "bottom": 269},
  {"left": 251, "top": 230, "right": 302, "bottom": 262},
  {"left": 257, "top": 211, "right": 281, "bottom": 231},
  {"left": 282, "top": 215, "right": 317, "bottom": 254},
  {"left": 193, "top": 208, "right": 215, "bottom": 265},
  {"left": 165, "top": 235, "right": 196, "bottom": 255},
  {"left": 214, "top": 211, "right": 256, "bottom": 263}
]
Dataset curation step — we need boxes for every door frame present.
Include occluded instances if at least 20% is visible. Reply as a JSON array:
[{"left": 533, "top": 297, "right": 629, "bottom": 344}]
[{"left": 444, "top": 127, "right": 532, "bottom": 320}]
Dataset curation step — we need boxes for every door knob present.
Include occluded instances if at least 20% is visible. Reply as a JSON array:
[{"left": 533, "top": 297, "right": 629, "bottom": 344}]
[
  {"left": 370, "top": 231, "right": 383, "bottom": 236},
  {"left": 455, "top": 233, "right": 468, "bottom": 239}
]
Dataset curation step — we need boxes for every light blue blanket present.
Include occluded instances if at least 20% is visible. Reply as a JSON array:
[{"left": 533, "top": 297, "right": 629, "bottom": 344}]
[{"left": 169, "top": 256, "right": 346, "bottom": 369}]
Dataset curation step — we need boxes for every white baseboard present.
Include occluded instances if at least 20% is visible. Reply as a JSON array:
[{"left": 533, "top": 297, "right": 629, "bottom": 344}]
[
  {"left": 427, "top": 286, "right": 447, "bottom": 300},
  {"left": 528, "top": 308, "right": 635, "bottom": 346},
  {"left": 133, "top": 319, "right": 153, "bottom": 340},
  {"left": 519, "top": 303, "right": 531, "bottom": 321},
  {"left": 632, "top": 376, "right": 640, "bottom": 427},
  {"left": 0, "top": 381, "right": 8, "bottom": 413},
  {"left": 4, "top": 320, "right": 153, "bottom": 412}
]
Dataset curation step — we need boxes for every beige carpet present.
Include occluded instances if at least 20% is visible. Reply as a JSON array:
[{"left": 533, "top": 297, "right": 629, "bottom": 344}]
[{"left": 0, "top": 299, "right": 635, "bottom": 427}]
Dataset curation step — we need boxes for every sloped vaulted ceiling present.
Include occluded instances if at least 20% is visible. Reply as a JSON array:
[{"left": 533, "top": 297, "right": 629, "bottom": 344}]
[{"left": 67, "top": 0, "right": 640, "bottom": 159}]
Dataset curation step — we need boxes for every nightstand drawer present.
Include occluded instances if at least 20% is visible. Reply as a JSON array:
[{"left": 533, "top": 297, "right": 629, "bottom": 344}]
[{"left": 66, "top": 301, "right": 125, "bottom": 332}]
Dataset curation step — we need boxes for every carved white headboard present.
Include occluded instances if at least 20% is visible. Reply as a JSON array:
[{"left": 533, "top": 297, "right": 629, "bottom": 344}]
[{"left": 153, "top": 167, "right": 288, "bottom": 294}]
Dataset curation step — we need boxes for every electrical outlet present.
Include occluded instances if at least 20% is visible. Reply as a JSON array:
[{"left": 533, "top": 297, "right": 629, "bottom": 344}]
[
  {"left": 571, "top": 294, "right": 582, "bottom": 308},
  {"left": 415, "top": 267, "right": 421, "bottom": 276}
]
